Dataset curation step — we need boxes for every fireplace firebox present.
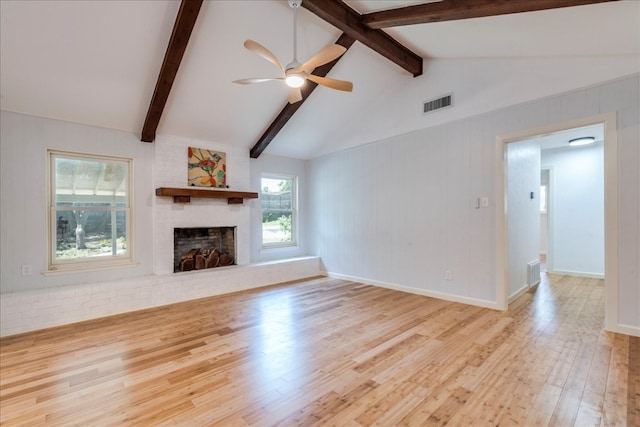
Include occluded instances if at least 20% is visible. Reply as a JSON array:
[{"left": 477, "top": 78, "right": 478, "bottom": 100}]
[{"left": 173, "top": 227, "right": 236, "bottom": 272}]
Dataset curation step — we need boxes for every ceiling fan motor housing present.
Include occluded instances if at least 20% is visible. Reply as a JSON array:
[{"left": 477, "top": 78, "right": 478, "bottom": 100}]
[{"left": 285, "top": 61, "right": 302, "bottom": 72}]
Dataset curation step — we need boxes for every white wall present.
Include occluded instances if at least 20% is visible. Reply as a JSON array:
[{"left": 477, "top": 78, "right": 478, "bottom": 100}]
[
  {"left": 309, "top": 113, "right": 497, "bottom": 308},
  {"left": 542, "top": 142, "right": 604, "bottom": 277},
  {"left": 309, "top": 73, "right": 639, "bottom": 333},
  {"left": 0, "top": 112, "right": 320, "bottom": 336},
  {"left": 249, "top": 154, "right": 309, "bottom": 262},
  {"left": 506, "top": 140, "right": 541, "bottom": 298},
  {"left": 0, "top": 111, "right": 155, "bottom": 293}
]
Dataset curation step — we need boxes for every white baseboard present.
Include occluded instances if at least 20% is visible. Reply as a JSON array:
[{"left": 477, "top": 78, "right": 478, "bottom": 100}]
[
  {"left": 548, "top": 269, "right": 605, "bottom": 279},
  {"left": 326, "top": 272, "right": 501, "bottom": 310},
  {"left": 508, "top": 284, "right": 529, "bottom": 304},
  {"left": 608, "top": 322, "right": 640, "bottom": 337}
]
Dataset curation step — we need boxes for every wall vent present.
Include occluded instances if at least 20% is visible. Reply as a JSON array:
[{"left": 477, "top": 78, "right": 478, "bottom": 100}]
[
  {"left": 423, "top": 94, "right": 452, "bottom": 114},
  {"left": 527, "top": 260, "right": 541, "bottom": 287}
]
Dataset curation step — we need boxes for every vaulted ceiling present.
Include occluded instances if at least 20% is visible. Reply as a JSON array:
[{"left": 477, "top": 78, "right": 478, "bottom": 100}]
[{"left": 1, "top": 0, "right": 638, "bottom": 159}]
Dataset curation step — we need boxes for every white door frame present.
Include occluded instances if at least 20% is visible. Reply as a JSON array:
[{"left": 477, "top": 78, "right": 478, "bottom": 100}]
[{"left": 495, "top": 112, "right": 618, "bottom": 332}]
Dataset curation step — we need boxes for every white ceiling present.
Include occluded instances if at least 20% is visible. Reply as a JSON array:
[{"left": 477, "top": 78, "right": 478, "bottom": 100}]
[
  {"left": 522, "top": 123, "right": 605, "bottom": 150},
  {"left": 1, "top": 1, "right": 638, "bottom": 159}
]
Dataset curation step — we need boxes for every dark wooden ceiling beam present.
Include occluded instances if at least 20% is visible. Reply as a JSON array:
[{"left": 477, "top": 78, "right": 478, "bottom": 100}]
[
  {"left": 301, "top": 0, "right": 423, "bottom": 77},
  {"left": 141, "top": 0, "right": 203, "bottom": 143},
  {"left": 250, "top": 33, "right": 356, "bottom": 159},
  {"left": 362, "top": 0, "right": 619, "bottom": 29}
]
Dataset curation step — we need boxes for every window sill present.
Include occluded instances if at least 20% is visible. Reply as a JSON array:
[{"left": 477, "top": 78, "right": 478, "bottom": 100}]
[
  {"left": 260, "top": 243, "right": 299, "bottom": 253},
  {"left": 43, "top": 260, "right": 139, "bottom": 276}
]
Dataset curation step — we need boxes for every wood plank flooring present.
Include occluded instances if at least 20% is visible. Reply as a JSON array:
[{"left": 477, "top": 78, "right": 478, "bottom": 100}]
[{"left": 1, "top": 273, "right": 638, "bottom": 426}]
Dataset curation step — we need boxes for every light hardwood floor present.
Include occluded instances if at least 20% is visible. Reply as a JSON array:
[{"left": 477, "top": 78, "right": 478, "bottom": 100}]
[{"left": 1, "top": 273, "right": 638, "bottom": 426}]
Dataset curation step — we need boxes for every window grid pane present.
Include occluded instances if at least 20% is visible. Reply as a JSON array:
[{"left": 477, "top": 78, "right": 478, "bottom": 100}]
[
  {"left": 49, "top": 151, "right": 132, "bottom": 270},
  {"left": 261, "top": 175, "right": 296, "bottom": 246}
]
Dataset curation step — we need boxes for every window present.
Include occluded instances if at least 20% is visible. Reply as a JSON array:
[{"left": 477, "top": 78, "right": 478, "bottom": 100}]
[
  {"left": 48, "top": 150, "right": 133, "bottom": 271},
  {"left": 261, "top": 174, "right": 297, "bottom": 247}
]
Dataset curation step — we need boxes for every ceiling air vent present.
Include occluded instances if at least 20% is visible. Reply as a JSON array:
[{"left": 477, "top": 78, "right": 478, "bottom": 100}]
[{"left": 423, "top": 93, "right": 452, "bottom": 114}]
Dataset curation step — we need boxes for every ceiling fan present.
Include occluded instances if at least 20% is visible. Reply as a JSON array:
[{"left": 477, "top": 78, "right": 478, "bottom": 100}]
[{"left": 233, "top": 0, "right": 353, "bottom": 104}]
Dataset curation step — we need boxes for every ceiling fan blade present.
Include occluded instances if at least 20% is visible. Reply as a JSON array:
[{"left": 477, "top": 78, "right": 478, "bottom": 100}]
[
  {"left": 233, "top": 78, "right": 284, "bottom": 85},
  {"left": 303, "top": 72, "right": 353, "bottom": 92},
  {"left": 291, "top": 44, "right": 347, "bottom": 73},
  {"left": 288, "top": 88, "right": 302, "bottom": 104},
  {"left": 243, "top": 39, "right": 284, "bottom": 73}
]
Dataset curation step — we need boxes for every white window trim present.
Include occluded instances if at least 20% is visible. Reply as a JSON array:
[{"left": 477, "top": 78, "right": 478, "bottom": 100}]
[
  {"left": 261, "top": 173, "right": 298, "bottom": 249},
  {"left": 47, "top": 150, "right": 134, "bottom": 273}
]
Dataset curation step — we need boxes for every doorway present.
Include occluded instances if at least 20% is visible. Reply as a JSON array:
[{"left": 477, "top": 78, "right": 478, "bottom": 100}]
[
  {"left": 538, "top": 124, "right": 605, "bottom": 278},
  {"left": 495, "top": 113, "right": 618, "bottom": 331}
]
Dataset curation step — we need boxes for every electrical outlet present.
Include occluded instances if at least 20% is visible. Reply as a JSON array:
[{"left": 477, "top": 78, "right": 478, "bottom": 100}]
[
  {"left": 445, "top": 270, "right": 452, "bottom": 280},
  {"left": 21, "top": 265, "right": 32, "bottom": 276}
]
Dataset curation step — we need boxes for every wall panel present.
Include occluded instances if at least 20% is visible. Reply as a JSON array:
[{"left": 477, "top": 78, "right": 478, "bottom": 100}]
[{"left": 309, "top": 74, "right": 640, "bottom": 332}]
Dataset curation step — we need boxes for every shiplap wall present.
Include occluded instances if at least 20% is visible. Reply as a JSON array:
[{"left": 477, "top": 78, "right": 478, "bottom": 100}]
[
  {"left": 309, "top": 115, "right": 497, "bottom": 307},
  {"left": 309, "top": 74, "right": 639, "bottom": 331}
]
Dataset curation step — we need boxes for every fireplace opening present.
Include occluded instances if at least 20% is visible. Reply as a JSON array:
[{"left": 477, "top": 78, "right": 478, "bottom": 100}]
[{"left": 173, "top": 227, "right": 236, "bottom": 272}]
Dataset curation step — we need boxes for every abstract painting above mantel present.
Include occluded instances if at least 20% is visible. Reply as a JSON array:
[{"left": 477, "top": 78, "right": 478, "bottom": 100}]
[{"left": 188, "top": 147, "right": 227, "bottom": 188}]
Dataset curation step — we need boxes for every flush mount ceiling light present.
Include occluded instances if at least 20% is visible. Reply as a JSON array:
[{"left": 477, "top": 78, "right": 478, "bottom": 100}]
[{"left": 568, "top": 136, "right": 596, "bottom": 146}]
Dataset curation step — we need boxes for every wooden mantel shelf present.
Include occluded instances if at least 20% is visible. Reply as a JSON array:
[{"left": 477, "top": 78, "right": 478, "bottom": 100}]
[{"left": 155, "top": 187, "right": 259, "bottom": 204}]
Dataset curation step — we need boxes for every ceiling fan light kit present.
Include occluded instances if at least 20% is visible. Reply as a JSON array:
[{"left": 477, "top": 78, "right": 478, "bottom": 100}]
[
  {"left": 285, "top": 73, "right": 305, "bottom": 88},
  {"left": 233, "top": 0, "right": 353, "bottom": 103}
]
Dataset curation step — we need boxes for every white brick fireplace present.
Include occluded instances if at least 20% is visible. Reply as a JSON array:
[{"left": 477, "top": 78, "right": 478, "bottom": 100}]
[{"left": 153, "top": 134, "right": 253, "bottom": 274}]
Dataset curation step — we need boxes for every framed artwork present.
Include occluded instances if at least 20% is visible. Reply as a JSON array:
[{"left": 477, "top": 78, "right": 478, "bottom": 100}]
[{"left": 187, "top": 147, "right": 227, "bottom": 188}]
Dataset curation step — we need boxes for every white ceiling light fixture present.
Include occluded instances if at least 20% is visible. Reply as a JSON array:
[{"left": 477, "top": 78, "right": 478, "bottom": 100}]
[
  {"left": 285, "top": 72, "right": 305, "bottom": 88},
  {"left": 568, "top": 136, "right": 596, "bottom": 146},
  {"left": 233, "top": 0, "right": 353, "bottom": 103}
]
